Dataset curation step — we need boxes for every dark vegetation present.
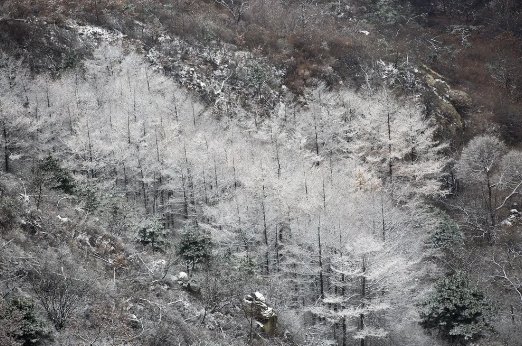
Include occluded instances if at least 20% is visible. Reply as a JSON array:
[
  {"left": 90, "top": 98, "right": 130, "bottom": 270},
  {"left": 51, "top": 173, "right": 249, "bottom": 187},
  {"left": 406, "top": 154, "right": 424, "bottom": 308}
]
[{"left": 1, "top": 0, "right": 521, "bottom": 144}]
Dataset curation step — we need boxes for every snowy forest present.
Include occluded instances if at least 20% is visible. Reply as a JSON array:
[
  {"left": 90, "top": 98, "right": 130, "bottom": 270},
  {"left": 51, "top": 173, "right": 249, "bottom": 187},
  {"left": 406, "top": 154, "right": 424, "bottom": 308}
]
[{"left": 1, "top": 1, "right": 522, "bottom": 345}]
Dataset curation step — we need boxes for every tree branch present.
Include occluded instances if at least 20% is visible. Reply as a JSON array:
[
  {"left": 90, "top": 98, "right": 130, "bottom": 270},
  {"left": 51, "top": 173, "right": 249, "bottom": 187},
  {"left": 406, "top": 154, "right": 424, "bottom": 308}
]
[{"left": 495, "top": 179, "right": 522, "bottom": 211}]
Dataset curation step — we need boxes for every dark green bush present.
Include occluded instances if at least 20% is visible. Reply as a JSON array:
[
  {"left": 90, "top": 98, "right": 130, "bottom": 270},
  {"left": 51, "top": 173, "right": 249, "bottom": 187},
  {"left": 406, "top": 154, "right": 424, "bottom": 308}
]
[
  {"left": 420, "top": 272, "right": 492, "bottom": 343},
  {"left": 137, "top": 218, "right": 168, "bottom": 252},
  {"left": 177, "top": 224, "right": 212, "bottom": 270},
  {"left": 37, "top": 156, "right": 75, "bottom": 194},
  {"left": 8, "top": 298, "right": 51, "bottom": 345}
]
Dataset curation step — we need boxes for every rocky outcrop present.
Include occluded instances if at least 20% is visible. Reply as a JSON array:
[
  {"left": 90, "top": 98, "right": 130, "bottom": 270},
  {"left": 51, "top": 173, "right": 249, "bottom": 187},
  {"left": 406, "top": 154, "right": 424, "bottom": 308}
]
[
  {"left": 177, "top": 271, "right": 201, "bottom": 295},
  {"left": 417, "top": 65, "right": 472, "bottom": 140},
  {"left": 243, "top": 292, "right": 277, "bottom": 335},
  {"left": 500, "top": 207, "right": 521, "bottom": 228}
]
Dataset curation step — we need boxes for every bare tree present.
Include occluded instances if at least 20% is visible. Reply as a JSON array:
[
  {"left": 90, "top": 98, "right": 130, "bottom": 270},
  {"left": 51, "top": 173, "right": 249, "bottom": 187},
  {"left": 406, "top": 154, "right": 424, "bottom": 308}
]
[{"left": 29, "top": 267, "right": 89, "bottom": 330}]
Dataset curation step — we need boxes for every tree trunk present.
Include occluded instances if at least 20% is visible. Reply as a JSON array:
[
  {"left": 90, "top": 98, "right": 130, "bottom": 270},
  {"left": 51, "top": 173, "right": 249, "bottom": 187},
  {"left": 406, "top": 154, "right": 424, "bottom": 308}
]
[
  {"left": 127, "top": 114, "right": 131, "bottom": 144},
  {"left": 314, "top": 116, "right": 320, "bottom": 156},
  {"left": 262, "top": 185, "right": 269, "bottom": 275},
  {"left": 2, "top": 122, "right": 8, "bottom": 173},
  {"left": 486, "top": 173, "right": 496, "bottom": 226},
  {"left": 387, "top": 112, "right": 392, "bottom": 177},
  {"left": 213, "top": 157, "right": 218, "bottom": 191},
  {"left": 203, "top": 168, "right": 208, "bottom": 204},
  {"left": 322, "top": 177, "right": 326, "bottom": 210},
  {"left": 182, "top": 173, "right": 189, "bottom": 219},
  {"left": 342, "top": 316, "right": 347, "bottom": 346},
  {"left": 123, "top": 163, "right": 128, "bottom": 201},
  {"left": 381, "top": 193, "right": 386, "bottom": 241},
  {"left": 275, "top": 224, "right": 280, "bottom": 272},
  {"left": 304, "top": 171, "right": 308, "bottom": 196},
  {"left": 275, "top": 137, "right": 281, "bottom": 178},
  {"left": 192, "top": 101, "right": 196, "bottom": 127},
  {"left": 233, "top": 156, "right": 238, "bottom": 189},
  {"left": 87, "top": 120, "right": 94, "bottom": 178},
  {"left": 360, "top": 255, "right": 366, "bottom": 346},
  {"left": 139, "top": 166, "right": 147, "bottom": 213},
  {"left": 318, "top": 219, "right": 324, "bottom": 299}
]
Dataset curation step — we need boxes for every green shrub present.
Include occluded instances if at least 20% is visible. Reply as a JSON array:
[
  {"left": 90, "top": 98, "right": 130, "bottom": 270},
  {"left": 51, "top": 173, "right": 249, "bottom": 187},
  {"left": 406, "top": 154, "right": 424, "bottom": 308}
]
[
  {"left": 37, "top": 156, "right": 75, "bottom": 194},
  {"left": 9, "top": 298, "right": 51, "bottom": 345},
  {"left": 77, "top": 184, "right": 99, "bottom": 213},
  {"left": 420, "top": 272, "right": 492, "bottom": 343},
  {"left": 177, "top": 224, "right": 212, "bottom": 270},
  {"left": 430, "top": 212, "right": 464, "bottom": 249},
  {"left": 137, "top": 218, "right": 168, "bottom": 252}
]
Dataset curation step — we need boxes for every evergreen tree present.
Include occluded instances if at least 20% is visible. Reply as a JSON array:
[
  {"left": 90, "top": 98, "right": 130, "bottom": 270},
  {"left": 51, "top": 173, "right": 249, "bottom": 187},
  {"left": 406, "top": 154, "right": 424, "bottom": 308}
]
[
  {"left": 177, "top": 224, "right": 213, "bottom": 271},
  {"left": 420, "top": 272, "right": 492, "bottom": 343},
  {"left": 137, "top": 218, "right": 168, "bottom": 252}
]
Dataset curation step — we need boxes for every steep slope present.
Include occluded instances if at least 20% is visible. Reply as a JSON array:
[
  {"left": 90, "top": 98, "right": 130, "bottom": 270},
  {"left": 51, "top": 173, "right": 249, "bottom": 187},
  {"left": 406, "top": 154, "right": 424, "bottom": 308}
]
[{"left": 1, "top": 2, "right": 521, "bottom": 346}]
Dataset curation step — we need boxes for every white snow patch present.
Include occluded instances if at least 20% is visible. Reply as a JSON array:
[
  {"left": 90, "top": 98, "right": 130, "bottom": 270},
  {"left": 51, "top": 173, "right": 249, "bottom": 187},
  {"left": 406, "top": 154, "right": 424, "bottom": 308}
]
[
  {"left": 254, "top": 291, "right": 266, "bottom": 302},
  {"left": 57, "top": 215, "right": 69, "bottom": 223},
  {"left": 178, "top": 271, "right": 189, "bottom": 281},
  {"left": 68, "top": 21, "right": 123, "bottom": 43},
  {"left": 9, "top": 153, "right": 22, "bottom": 161}
]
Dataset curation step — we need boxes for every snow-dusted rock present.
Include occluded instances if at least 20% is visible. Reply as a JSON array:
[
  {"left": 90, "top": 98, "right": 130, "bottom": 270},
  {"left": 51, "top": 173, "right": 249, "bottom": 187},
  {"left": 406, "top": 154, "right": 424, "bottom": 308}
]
[
  {"left": 254, "top": 291, "right": 266, "bottom": 303},
  {"left": 244, "top": 292, "right": 277, "bottom": 335},
  {"left": 57, "top": 215, "right": 69, "bottom": 223},
  {"left": 178, "top": 271, "right": 189, "bottom": 281}
]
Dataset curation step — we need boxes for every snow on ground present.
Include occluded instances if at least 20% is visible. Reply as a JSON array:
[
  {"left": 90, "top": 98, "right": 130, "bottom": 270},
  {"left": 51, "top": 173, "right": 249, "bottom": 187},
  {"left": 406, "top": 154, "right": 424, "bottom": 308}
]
[{"left": 67, "top": 21, "right": 124, "bottom": 43}]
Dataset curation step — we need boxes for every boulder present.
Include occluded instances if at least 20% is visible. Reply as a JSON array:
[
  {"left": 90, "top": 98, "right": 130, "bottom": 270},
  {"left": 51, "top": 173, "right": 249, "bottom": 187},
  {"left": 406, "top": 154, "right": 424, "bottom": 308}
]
[
  {"left": 243, "top": 292, "right": 277, "bottom": 335},
  {"left": 177, "top": 272, "right": 201, "bottom": 295},
  {"left": 127, "top": 313, "right": 140, "bottom": 329},
  {"left": 177, "top": 271, "right": 189, "bottom": 281}
]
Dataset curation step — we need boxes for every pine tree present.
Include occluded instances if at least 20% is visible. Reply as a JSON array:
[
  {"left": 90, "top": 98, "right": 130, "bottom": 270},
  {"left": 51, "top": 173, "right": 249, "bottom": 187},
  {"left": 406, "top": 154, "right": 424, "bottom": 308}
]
[{"left": 420, "top": 272, "right": 492, "bottom": 343}]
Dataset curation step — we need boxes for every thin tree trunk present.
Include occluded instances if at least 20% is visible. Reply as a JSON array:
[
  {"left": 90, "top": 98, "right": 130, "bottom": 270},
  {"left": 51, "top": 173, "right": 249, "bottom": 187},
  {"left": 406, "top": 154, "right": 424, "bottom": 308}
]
[
  {"left": 213, "top": 157, "right": 218, "bottom": 190},
  {"left": 318, "top": 217, "right": 324, "bottom": 299},
  {"left": 342, "top": 316, "right": 347, "bottom": 346},
  {"left": 322, "top": 177, "right": 326, "bottom": 210},
  {"left": 487, "top": 173, "right": 496, "bottom": 226},
  {"left": 86, "top": 120, "right": 94, "bottom": 178},
  {"left": 123, "top": 163, "right": 128, "bottom": 201},
  {"left": 314, "top": 115, "right": 320, "bottom": 156},
  {"left": 275, "top": 224, "right": 280, "bottom": 272},
  {"left": 304, "top": 171, "right": 308, "bottom": 196},
  {"left": 387, "top": 112, "right": 393, "bottom": 177},
  {"left": 188, "top": 169, "right": 197, "bottom": 223},
  {"left": 381, "top": 193, "right": 386, "bottom": 241},
  {"left": 181, "top": 172, "right": 189, "bottom": 219},
  {"left": 192, "top": 101, "right": 196, "bottom": 127},
  {"left": 262, "top": 184, "right": 269, "bottom": 275},
  {"left": 233, "top": 156, "right": 238, "bottom": 189},
  {"left": 360, "top": 255, "right": 366, "bottom": 346},
  {"left": 139, "top": 166, "right": 147, "bottom": 212},
  {"left": 202, "top": 168, "right": 208, "bottom": 204},
  {"left": 275, "top": 136, "right": 281, "bottom": 178},
  {"left": 67, "top": 105, "right": 74, "bottom": 134},
  {"left": 127, "top": 114, "right": 131, "bottom": 144},
  {"left": 2, "top": 122, "right": 8, "bottom": 173}
]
